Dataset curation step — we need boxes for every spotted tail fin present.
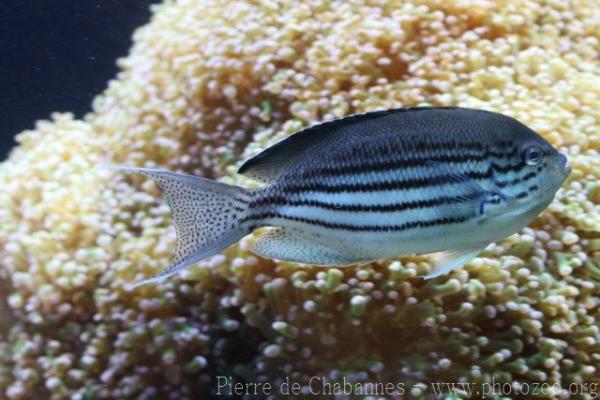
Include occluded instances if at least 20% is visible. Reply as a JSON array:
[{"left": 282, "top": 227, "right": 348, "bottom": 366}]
[{"left": 116, "top": 167, "right": 251, "bottom": 288}]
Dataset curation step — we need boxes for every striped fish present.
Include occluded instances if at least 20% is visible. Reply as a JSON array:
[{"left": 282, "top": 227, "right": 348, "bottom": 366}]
[{"left": 119, "top": 107, "right": 570, "bottom": 287}]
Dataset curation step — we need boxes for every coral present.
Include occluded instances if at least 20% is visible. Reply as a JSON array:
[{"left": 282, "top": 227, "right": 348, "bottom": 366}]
[{"left": 0, "top": 0, "right": 599, "bottom": 399}]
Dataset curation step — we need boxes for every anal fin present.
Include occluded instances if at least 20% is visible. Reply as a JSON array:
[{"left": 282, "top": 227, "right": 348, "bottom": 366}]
[
  {"left": 423, "top": 245, "right": 488, "bottom": 280},
  {"left": 251, "top": 228, "right": 355, "bottom": 266}
]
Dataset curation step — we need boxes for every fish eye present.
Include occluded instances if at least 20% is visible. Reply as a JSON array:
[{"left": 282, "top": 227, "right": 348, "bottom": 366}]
[{"left": 523, "top": 145, "right": 544, "bottom": 166}]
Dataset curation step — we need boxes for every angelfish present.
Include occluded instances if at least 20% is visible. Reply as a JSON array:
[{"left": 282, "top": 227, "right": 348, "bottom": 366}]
[{"left": 119, "top": 107, "right": 571, "bottom": 287}]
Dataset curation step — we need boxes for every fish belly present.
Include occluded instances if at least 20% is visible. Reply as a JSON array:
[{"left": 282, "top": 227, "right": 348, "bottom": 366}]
[
  {"left": 271, "top": 216, "right": 525, "bottom": 263},
  {"left": 259, "top": 191, "right": 530, "bottom": 263}
]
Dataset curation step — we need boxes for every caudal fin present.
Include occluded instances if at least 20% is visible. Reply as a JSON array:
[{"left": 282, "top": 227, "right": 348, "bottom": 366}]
[{"left": 116, "top": 167, "right": 251, "bottom": 288}]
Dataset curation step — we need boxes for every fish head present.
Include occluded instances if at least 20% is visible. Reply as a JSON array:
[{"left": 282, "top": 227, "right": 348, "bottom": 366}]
[
  {"left": 494, "top": 124, "right": 571, "bottom": 217},
  {"left": 519, "top": 139, "right": 570, "bottom": 195}
]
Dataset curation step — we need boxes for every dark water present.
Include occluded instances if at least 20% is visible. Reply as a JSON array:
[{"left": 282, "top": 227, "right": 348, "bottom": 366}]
[{"left": 0, "top": 1, "right": 152, "bottom": 161}]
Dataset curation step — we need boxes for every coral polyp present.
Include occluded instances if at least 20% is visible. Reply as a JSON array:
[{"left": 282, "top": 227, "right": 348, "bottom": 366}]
[{"left": 0, "top": 0, "right": 598, "bottom": 399}]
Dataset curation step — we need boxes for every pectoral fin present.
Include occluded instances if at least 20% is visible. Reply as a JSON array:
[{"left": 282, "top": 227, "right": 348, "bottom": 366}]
[
  {"left": 424, "top": 160, "right": 508, "bottom": 222},
  {"left": 423, "top": 245, "right": 488, "bottom": 280},
  {"left": 252, "top": 228, "right": 356, "bottom": 266}
]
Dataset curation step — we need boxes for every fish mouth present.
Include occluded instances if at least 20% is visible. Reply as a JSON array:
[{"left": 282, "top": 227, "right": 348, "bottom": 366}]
[{"left": 558, "top": 153, "right": 571, "bottom": 176}]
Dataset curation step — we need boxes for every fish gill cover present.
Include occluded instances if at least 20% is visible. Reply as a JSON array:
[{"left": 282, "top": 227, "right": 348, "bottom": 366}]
[{"left": 0, "top": 0, "right": 599, "bottom": 399}]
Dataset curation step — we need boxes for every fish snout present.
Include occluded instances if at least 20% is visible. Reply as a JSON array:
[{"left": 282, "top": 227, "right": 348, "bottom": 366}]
[{"left": 559, "top": 153, "right": 571, "bottom": 175}]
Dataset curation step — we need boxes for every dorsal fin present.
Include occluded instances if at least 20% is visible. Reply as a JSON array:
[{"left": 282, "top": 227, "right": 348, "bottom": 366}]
[{"left": 237, "top": 109, "right": 400, "bottom": 183}]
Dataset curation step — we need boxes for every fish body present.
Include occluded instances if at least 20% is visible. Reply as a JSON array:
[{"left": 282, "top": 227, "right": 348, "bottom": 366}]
[{"left": 120, "top": 107, "right": 570, "bottom": 287}]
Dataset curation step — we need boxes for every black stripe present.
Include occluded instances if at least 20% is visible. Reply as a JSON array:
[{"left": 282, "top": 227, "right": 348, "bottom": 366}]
[
  {"left": 284, "top": 162, "right": 525, "bottom": 194},
  {"left": 515, "top": 184, "right": 539, "bottom": 199},
  {"left": 496, "top": 170, "right": 538, "bottom": 188},
  {"left": 304, "top": 138, "right": 514, "bottom": 175},
  {"left": 239, "top": 212, "right": 474, "bottom": 232},
  {"left": 492, "top": 161, "right": 526, "bottom": 174},
  {"left": 249, "top": 192, "right": 481, "bottom": 212},
  {"left": 350, "top": 140, "right": 513, "bottom": 160},
  {"left": 303, "top": 151, "right": 515, "bottom": 180},
  {"left": 284, "top": 174, "right": 469, "bottom": 194},
  {"left": 233, "top": 197, "right": 250, "bottom": 205}
]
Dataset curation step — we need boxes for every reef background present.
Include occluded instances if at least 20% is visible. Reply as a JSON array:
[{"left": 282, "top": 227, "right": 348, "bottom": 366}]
[{"left": 0, "top": 0, "right": 599, "bottom": 399}]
